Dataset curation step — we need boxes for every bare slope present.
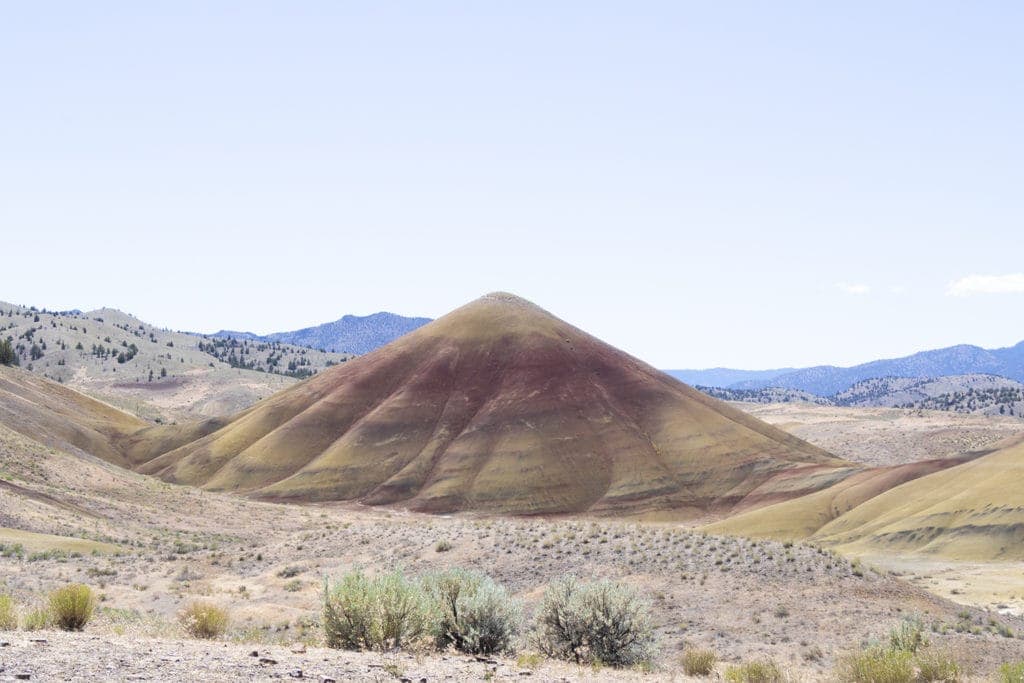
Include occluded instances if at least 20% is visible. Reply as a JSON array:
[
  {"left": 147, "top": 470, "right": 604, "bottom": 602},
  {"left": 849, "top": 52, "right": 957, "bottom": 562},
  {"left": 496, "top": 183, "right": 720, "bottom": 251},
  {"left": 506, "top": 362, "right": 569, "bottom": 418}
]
[
  {"left": 813, "top": 436, "right": 1024, "bottom": 560},
  {"left": 0, "top": 364, "right": 145, "bottom": 467},
  {"left": 707, "top": 434, "right": 1024, "bottom": 561},
  {"left": 139, "top": 293, "right": 850, "bottom": 515}
]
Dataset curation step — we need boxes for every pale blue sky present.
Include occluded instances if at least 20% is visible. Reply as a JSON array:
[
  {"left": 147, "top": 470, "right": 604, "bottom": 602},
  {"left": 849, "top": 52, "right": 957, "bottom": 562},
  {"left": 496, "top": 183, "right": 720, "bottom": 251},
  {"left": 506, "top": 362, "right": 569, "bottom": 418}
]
[{"left": 2, "top": 2, "right": 1022, "bottom": 368}]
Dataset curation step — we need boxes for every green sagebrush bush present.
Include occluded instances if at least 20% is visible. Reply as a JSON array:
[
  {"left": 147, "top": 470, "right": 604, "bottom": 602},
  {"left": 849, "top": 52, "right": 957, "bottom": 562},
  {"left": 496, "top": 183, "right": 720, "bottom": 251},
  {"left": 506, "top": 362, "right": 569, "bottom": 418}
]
[
  {"left": 534, "top": 576, "right": 655, "bottom": 667},
  {"left": 422, "top": 567, "right": 521, "bottom": 655},
  {"left": 323, "top": 568, "right": 431, "bottom": 651}
]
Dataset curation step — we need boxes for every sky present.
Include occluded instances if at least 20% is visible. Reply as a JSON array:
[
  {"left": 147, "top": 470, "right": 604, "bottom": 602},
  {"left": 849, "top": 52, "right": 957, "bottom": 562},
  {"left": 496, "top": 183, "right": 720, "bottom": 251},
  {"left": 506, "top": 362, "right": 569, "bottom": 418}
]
[{"left": 2, "top": 2, "right": 1023, "bottom": 369}]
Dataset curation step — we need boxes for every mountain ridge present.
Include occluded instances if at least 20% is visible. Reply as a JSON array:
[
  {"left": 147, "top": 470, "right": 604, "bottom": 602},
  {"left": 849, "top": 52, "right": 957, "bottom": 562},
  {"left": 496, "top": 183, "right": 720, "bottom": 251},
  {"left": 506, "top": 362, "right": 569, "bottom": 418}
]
[
  {"left": 213, "top": 311, "right": 432, "bottom": 355},
  {"left": 677, "top": 340, "right": 1024, "bottom": 395}
]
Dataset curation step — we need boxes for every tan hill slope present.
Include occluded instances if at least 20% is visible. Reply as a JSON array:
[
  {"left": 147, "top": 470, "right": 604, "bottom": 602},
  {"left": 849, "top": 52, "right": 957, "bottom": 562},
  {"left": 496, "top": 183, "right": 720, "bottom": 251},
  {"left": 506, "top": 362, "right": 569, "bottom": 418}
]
[
  {"left": 137, "top": 293, "right": 852, "bottom": 516},
  {"left": 707, "top": 433, "right": 1024, "bottom": 561},
  {"left": 0, "top": 363, "right": 145, "bottom": 467},
  {"left": 811, "top": 435, "right": 1024, "bottom": 560},
  {"left": 0, "top": 301, "right": 351, "bottom": 421}
]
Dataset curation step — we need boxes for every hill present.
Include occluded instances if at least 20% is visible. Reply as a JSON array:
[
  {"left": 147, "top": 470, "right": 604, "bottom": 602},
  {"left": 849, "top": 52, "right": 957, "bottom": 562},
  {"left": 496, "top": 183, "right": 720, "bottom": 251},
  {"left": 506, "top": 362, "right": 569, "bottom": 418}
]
[
  {"left": 707, "top": 434, "right": 1024, "bottom": 561},
  {"left": 138, "top": 292, "right": 851, "bottom": 516},
  {"left": 0, "top": 301, "right": 351, "bottom": 421},
  {"left": 686, "top": 340, "right": 1024, "bottom": 395},
  {"left": 811, "top": 436, "right": 1024, "bottom": 560},
  {"left": 214, "top": 311, "right": 432, "bottom": 354}
]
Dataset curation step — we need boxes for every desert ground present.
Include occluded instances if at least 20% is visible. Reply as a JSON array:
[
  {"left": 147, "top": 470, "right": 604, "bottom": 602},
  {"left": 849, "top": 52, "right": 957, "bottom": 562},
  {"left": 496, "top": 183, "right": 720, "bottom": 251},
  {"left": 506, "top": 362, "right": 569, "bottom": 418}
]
[{"left": 3, "top": 397, "right": 1024, "bottom": 680}]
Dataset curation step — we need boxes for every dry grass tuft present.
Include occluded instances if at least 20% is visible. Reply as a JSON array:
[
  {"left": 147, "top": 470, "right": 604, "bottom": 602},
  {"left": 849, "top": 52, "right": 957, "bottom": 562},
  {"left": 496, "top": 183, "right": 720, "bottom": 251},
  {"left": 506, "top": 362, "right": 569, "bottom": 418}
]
[
  {"left": 179, "top": 601, "right": 229, "bottom": 639},
  {"left": 48, "top": 584, "right": 95, "bottom": 631}
]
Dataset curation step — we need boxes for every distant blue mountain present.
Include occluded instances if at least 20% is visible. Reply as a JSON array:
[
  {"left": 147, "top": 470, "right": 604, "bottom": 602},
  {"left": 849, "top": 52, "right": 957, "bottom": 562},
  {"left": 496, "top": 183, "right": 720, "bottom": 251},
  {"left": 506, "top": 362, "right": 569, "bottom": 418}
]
[
  {"left": 214, "top": 312, "right": 432, "bottom": 355},
  {"left": 664, "top": 368, "right": 795, "bottom": 388},
  {"left": 717, "top": 341, "right": 1024, "bottom": 396}
]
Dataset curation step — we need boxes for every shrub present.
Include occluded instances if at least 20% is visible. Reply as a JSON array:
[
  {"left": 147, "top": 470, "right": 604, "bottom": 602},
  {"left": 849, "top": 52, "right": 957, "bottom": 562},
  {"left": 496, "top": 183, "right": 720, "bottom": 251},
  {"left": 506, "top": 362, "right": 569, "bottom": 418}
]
[
  {"left": 889, "top": 616, "right": 927, "bottom": 654},
  {"left": 915, "top": 648, "right": 963, "bottom": 682},
  {"left": 48, "top": 584, "right": 95, "bottom": 631},
  {"left": 682, "top": 647, "right": 718, "bottom": 676},
  {"left": 422, "top": 568, "right": 521, "bottom": 655},
  {"left": 179, "top": 601, "right": 229, "bottom": 639},
  {"left": 725, "top": 660, "right": 785, "bottom": 683},
  {"left": 534, "top": 576, "right": 655, "bottom": 667},
  {"left": 323, "top": 568, "right": 431, "bottom": 651},
  {"left": 434, "top": 540, "right": 453, "bottom": 553},
  {"left": 0, "top": 594, "right": 17, "bottom": 630},
  {"left": 1000, "top": 662, "right": 1024, "bottom": 683}
]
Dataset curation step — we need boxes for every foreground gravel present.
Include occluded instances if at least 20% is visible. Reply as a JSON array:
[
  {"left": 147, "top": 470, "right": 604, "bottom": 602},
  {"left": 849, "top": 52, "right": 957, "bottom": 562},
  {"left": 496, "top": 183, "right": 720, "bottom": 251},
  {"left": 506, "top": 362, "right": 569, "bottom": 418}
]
[{"left": 0, "top": 632, "right": 658, "bottom": 682}]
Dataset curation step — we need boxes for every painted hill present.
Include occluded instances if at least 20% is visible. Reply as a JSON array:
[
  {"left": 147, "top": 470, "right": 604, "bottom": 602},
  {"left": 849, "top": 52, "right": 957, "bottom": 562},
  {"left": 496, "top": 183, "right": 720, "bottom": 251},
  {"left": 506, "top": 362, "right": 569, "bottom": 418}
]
[
  {"left": 810, "top": 436, "right": 1024, "bottom": 560},
  {"left": 0, "top": 363, "right": 145, "bottom": 468},
  {"left": 681, "top": 340, "right": 1024, "bottom": 395},
  {"left": 214, "top": 312, "right": 432, "bottom": 355},
  {"left": 706, "top": 434, "right": 1024, "bottom": 560},
  {"left": 139, "top": 293, "right": 851, "bottom": 516}
]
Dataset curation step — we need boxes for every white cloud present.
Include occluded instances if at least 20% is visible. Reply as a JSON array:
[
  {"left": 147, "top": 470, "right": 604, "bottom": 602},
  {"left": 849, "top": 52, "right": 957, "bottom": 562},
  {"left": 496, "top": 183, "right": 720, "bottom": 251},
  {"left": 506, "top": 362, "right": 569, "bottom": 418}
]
[
  {"left": 836, "top": 283, "right": 871, "bottom": 295},
  {"left": 947, "top": 273, "right": 1024, "bottom": 296}
]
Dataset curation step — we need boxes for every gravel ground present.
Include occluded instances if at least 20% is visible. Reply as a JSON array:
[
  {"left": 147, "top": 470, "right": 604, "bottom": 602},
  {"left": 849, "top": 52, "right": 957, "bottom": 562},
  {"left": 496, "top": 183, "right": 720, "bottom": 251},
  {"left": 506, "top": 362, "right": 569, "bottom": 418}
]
[{"left": 0, "top": 632, "right": 660, "bottom": 683}]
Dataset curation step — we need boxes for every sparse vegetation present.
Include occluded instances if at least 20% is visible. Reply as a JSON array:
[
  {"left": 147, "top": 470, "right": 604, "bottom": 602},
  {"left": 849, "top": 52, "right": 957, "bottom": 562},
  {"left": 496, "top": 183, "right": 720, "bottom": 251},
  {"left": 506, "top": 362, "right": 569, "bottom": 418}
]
[
  {"left": 179, "top": 601, "right": 229, "bottom": 639},
  {"left": 724, "top": 659, "right": 785, "bottom": 682},
  {"left": 682, "top": 647, "right": 718, "bottom": 676},
  {"left": 0, "top": 594, "right": 17, "bottom": 630},
  {"left": 534, "top": 576, "right": 655, "bottom": 667},
  {"left": 48, "top": 583, "right": 95, "bottom": 631},
  {"left": 999, "top": 661, "right": 1024, "bottom": 683}
]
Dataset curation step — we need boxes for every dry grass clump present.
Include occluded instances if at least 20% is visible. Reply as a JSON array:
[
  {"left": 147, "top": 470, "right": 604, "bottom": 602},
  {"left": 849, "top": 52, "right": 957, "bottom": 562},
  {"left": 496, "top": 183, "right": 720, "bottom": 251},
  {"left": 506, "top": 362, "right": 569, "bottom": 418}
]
[
  {"left": 48, "top": 584, "right": 95, "bottom": 631},
  {"left": 1000, "top": 661, "right": 1024, "bottom": 682},
  {"left": 179, "top": 601, "right": 229, "bottom": 639},
  {"left": 835, "top": 647, "right": 914, "bottom": 683},
  {"left": 915, "top": 648, "right": 963, "bottom": 682},
  {"left": 836, "top": 617, "right": 964, "bottom": 683},
  {"left": 422, "top": 567, "right": 521, "bottom": 655},
  {"left": 534, "top": 576, "right": 655, "bottom": 667},
  {"left": 22, "top": 606, "right": 50, "bottom": 631},
  {"left": 0, "top": 594, "right": 17, "bottom": 630},
  {"left": 724, "top": 659, "right": 785, "bottom": 682},
  {"left": 682, "top": 647, "right": 718, "bottom": 676}
]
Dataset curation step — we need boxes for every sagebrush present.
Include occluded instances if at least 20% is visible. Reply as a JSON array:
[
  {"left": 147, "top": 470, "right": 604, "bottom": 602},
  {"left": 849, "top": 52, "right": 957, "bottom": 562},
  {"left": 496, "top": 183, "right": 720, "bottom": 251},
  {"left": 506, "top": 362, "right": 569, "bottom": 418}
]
[
  {"left": 323, "top": 568, "right": 431, "bottom": 651},
  {"left": 534, "top": 576, "right": 655, "bottom": 667},
  {"left": 422, "top": 567, "right": 521, "bottom": 655}
]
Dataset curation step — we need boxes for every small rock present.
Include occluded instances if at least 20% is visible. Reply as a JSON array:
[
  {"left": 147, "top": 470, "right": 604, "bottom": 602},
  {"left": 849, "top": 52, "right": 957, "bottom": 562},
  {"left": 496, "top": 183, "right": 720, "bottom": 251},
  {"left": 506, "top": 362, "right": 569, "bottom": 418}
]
[
  {"left": 28, "top": 639, "right": 47, "bottom": 645},
  {"left": 288, "top": 670, "right": 304, "bottom": 679},
  {"left": 249, "top": 650, "right": 259, "bottom": 657},
  {"left": 259, "top": 657, "right": 278, "bottom": 665},
  {"left": 15, "top": 675, "right": 31, "bottom": 681},
  {"left": 319, "top": 678, "right": 336, "bottom": 683},
  {"left": 290, "top": 642, "right": 307, "bottom": 653}
]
